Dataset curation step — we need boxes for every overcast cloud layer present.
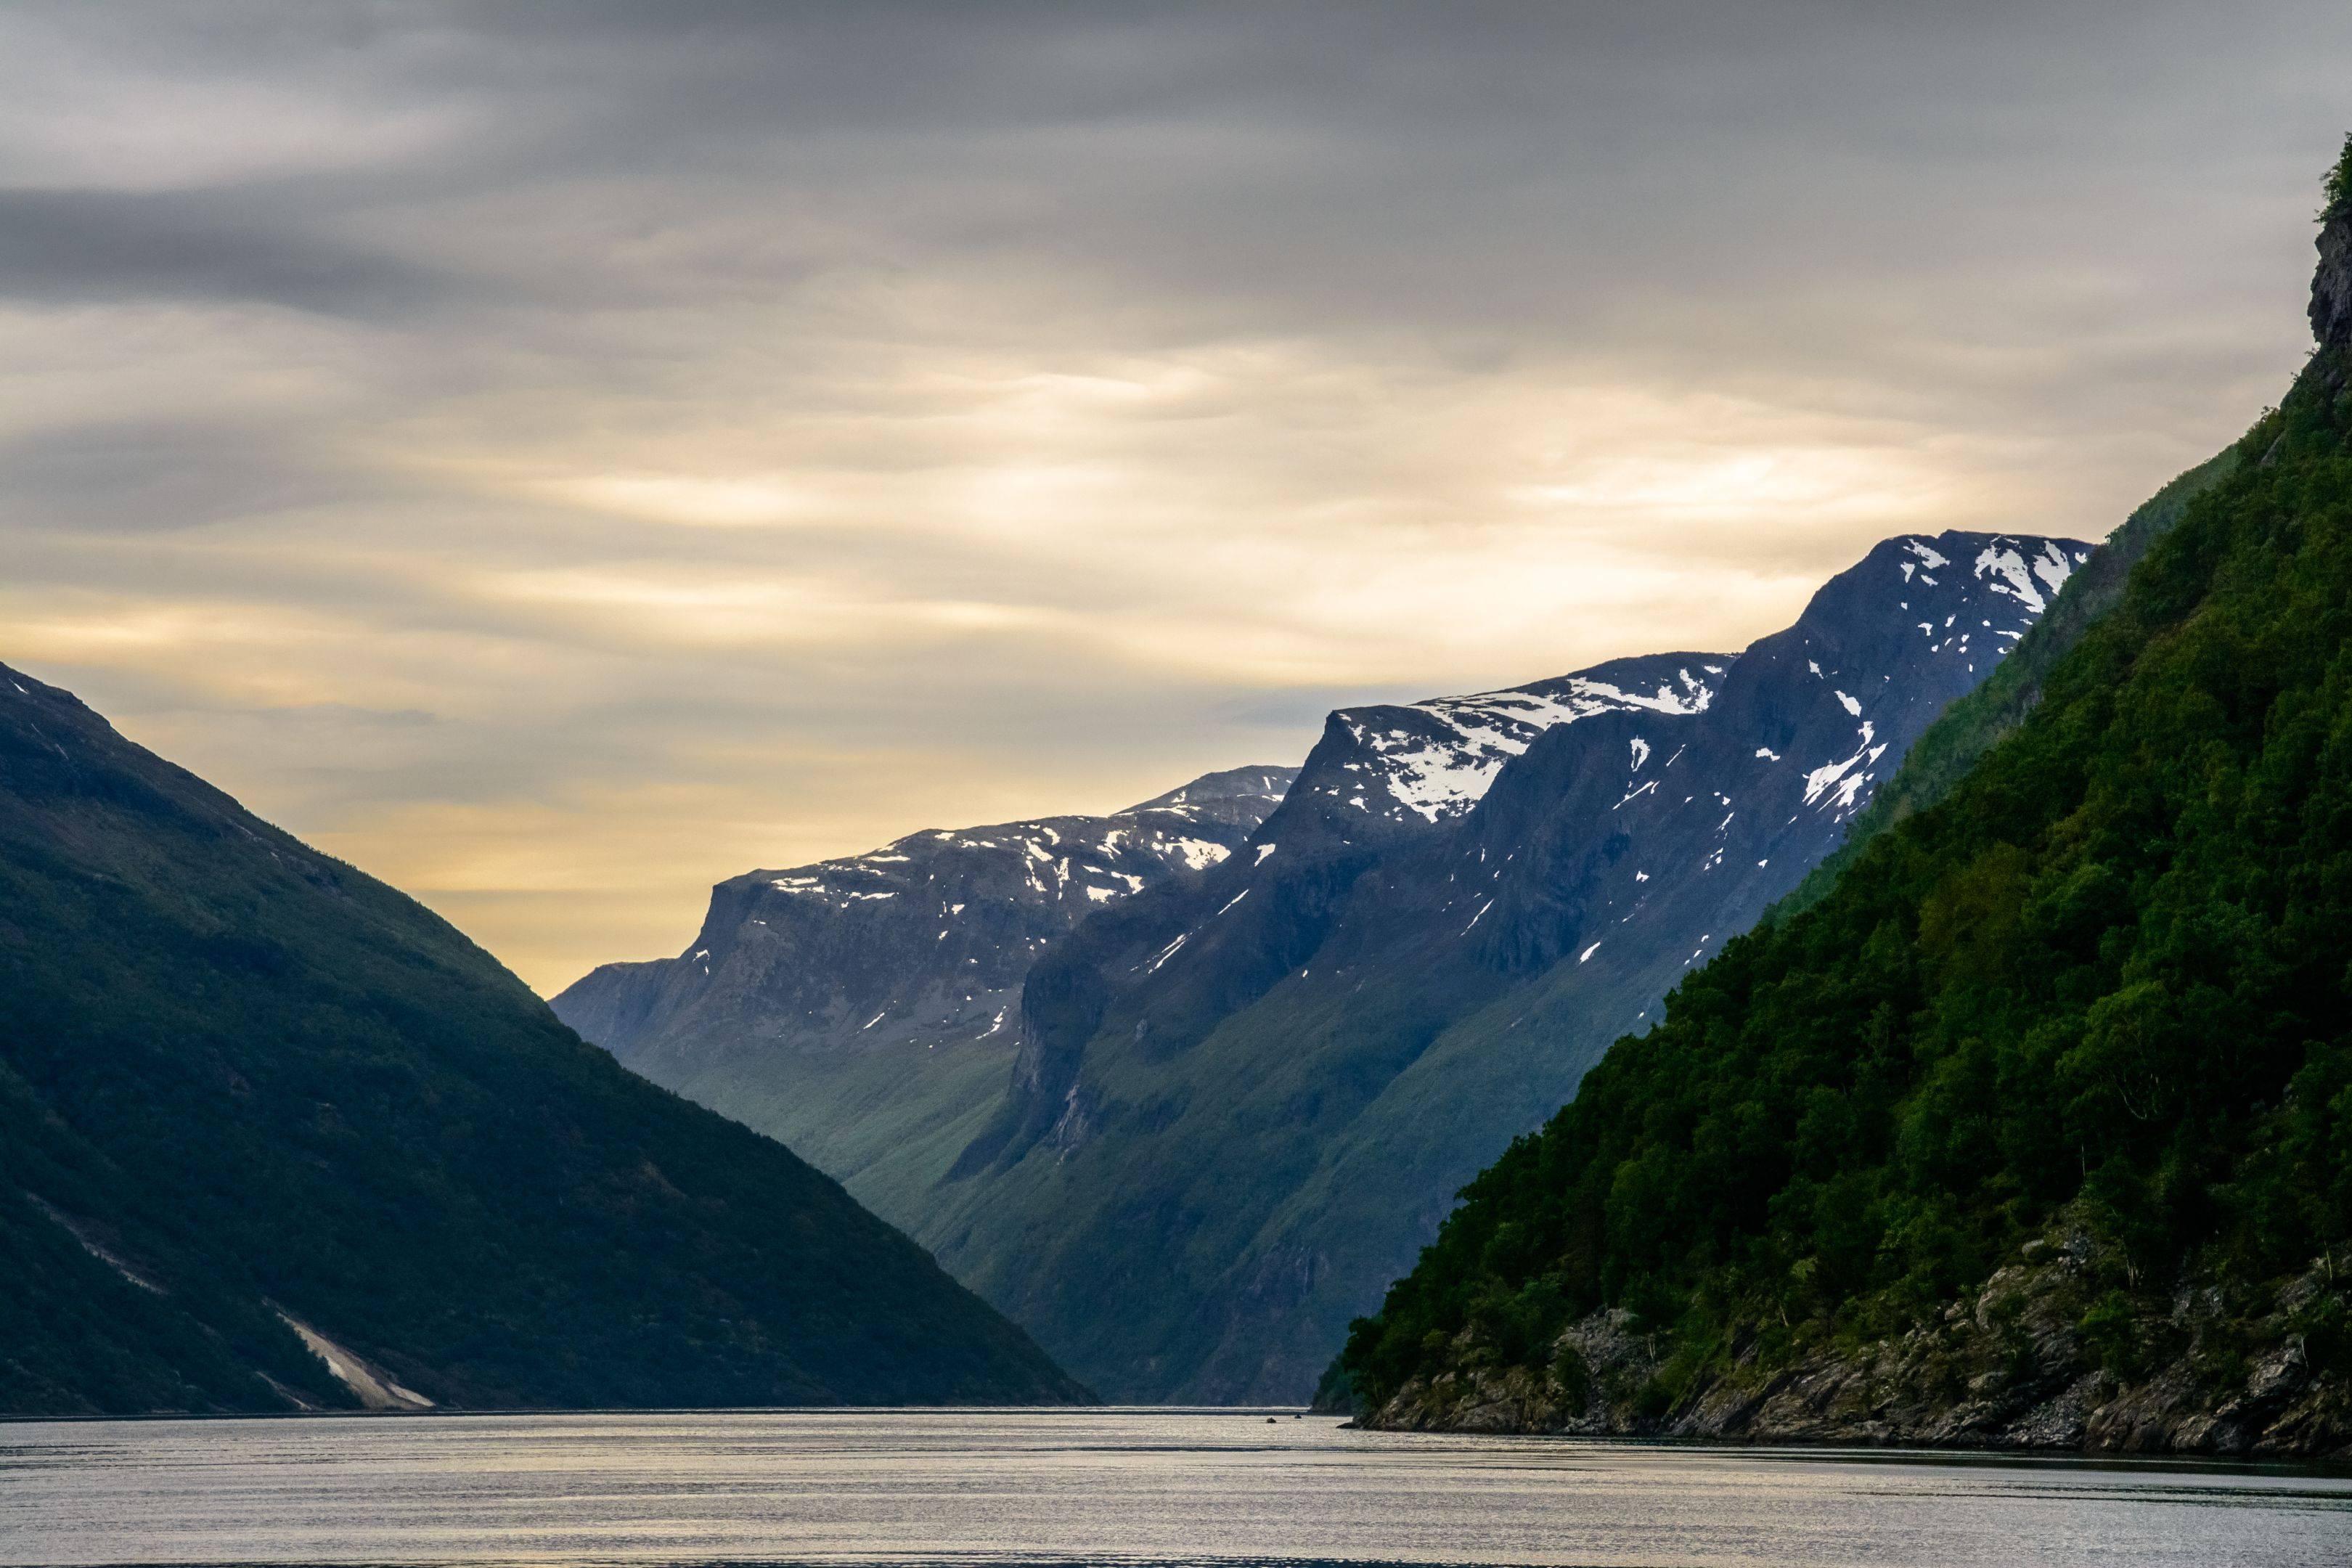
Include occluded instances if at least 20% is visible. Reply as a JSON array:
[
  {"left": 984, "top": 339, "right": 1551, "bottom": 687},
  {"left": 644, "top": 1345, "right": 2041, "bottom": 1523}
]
[{"left": 3, "top": 2, "right": 2345, "bottom": 990}]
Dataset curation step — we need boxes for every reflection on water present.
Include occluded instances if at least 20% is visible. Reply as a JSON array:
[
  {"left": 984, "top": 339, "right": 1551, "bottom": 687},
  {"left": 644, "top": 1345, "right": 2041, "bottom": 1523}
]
[{"left": 0, "top": 1407, "right": 2347, "bottom": 1567}]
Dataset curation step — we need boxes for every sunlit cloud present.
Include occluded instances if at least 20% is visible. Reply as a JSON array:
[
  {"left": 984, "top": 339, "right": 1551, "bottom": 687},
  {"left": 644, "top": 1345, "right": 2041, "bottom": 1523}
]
[
  {"left": 531, "top": 473, "right": 813, "bottom": 529},
  {"left": 0, "top": 2, "right": 2338, "bottom": 991}
]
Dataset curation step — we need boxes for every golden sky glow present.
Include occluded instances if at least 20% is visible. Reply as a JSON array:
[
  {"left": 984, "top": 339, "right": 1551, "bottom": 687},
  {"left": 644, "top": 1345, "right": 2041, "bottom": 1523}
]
[{"left": 1, "top": 4, "right": 2343, "bottom": 990}]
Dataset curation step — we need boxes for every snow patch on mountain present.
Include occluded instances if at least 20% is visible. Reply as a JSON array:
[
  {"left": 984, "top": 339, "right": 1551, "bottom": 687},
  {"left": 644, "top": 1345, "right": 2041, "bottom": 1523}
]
[
  {"left": 1283, "top": 656, "right": 1729, "bottom": 833},
  {"left": 555, "top": 764, "right": 1298, "bottom": 1066},
  {"left": 1773, "top": 532, "right": 2091, "bottom": 821},
  {"left": 1363, "top": 671, "right": 1718, "bottom": 823},
  {"left": 757, "top": 775, "right": 1293, "bottom": 914}
]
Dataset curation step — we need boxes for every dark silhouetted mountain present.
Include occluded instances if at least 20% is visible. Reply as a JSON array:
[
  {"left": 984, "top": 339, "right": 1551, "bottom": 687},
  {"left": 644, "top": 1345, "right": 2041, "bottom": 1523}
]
[{"left": 0, "top": 666, "right": 1086, "bottom": 1416}]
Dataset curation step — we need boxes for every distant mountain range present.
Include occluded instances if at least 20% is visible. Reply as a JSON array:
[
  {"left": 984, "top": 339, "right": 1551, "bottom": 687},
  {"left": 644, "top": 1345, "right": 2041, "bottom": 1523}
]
[
  {"left": 0, "top": 666, "right": 1085, "bottom": 1415},
  {"left": 560, "top": 528, "right": 2088, "bottom": 1402},
  {"left": 556, "top": 767, "right": 1294, "bottom": 1220}
]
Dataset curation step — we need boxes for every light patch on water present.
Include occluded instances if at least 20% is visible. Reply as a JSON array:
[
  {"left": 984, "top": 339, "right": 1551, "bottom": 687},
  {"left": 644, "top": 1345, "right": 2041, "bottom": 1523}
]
[{"left": 0, "top": 1408, "right": 2345, "bottom": 1567}]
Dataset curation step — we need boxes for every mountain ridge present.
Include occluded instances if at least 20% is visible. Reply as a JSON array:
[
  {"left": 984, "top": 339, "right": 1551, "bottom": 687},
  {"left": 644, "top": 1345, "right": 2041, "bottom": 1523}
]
[
  {"left": 552, "top": 764, "right": 1296, "bottom": 1219},
  {"left": 925, "top": 529, "right": 2088, "bottom": 1402},
  {"left": 0, "top": 663, "right": 1087, "bottom": 1415}
]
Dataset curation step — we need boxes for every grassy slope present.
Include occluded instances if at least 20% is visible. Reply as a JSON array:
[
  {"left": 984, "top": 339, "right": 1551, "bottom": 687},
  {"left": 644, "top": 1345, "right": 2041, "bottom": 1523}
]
[
  {"left": 1337, "top": 348, "right": 2352, "bottom": 1429},
  {"left": 0, "top": 668, "right": 1086, "bottom": 1414},
  {"left": 666, "top": 1035, "right": 1023, "bottom": 1225}
]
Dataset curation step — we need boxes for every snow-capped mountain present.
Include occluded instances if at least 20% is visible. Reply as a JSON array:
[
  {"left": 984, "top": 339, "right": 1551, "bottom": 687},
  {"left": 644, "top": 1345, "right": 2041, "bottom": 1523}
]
[
  {"left": 550, "top": 765, "right": 1294, "bottom": 1199},
  {"left": 928, "top": 530, "right": 2093, "bottom": 1404},
  {"left": 555, "top": 527, "right": 2092, "bottom": 1410},
  {"left": 1457, "top": 531, "right": 2094, "bottom": 980},
  {"left": 1283, "top": 654, "right": 1726, "bottom": 835}
]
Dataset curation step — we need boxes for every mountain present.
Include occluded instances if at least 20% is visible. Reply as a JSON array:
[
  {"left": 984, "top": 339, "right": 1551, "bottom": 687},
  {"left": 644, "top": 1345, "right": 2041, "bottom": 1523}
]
[
  {"left": 1776, "top": 446, "right": 2240, "bottom": 921},
  {"left": 553, "top": 766, "right": 1293, "bottom": 1221},
  {"left": 924, "top": 528, "right": 2086, "bottom": 1402},
  {"left": 0, "top": 665, "right": 1086, "bottom": 1415},
  {"left": 1265, "top": 654, "right": 1724, "bottom": 840},
  {"left": 952, "top": 651, "right": 1734, "bottom": 1182},
  {"left": 1331, "top": 145, "right": 2352, "bottom": 1458},
  {"left": 565, "top": 536, "right": 2083, "bottom": 1405}
]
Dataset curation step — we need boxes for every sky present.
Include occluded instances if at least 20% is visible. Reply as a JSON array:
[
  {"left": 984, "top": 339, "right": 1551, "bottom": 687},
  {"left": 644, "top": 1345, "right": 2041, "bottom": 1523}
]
[{"left": 2, "top": 2, "right": 2347, "bottom": 993}]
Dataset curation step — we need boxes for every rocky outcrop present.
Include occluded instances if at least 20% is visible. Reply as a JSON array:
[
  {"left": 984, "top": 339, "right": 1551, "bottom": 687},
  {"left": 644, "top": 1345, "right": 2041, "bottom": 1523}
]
[
  {"left": 2314, "top": 187, "right": 2352, "bottom": 346},
  {"left": 2308, "top": 142, "right": 2352, "bottom": 383},
  {"left": 2311, "top": 218, "right": 2352, "bottom": 356},
  {"left": 1361, "top": 1227, "right": 2352, "bottom": 1458}
]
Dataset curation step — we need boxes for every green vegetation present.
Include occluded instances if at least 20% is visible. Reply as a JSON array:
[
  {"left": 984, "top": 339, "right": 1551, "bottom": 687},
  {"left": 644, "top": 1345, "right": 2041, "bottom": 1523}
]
[
  {"left": 0, "top": 671, "right": 1085, "bottom": 1414},
  {"left": 2325, "top": 132, "right": 2352, "bottom": 223},
  {"left": 1340, "top": 307, "right": 2352, "bottom": 1424},
  {"left": 667, "top": 1030, "right": 1026, "bottom": 1228}
]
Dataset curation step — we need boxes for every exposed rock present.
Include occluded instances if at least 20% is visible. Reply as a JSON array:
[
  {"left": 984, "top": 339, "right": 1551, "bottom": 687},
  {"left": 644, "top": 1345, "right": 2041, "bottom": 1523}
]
[
  {"left": 1361, "top": 1234, "right": 2352, "bottom": 1458},
  {"left": 2309, "top": 192, "right": 2352, "bottom": 358}
]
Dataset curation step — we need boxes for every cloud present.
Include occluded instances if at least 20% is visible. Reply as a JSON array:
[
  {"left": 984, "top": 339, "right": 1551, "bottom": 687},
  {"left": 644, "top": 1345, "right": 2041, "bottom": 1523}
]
[
  {"left": 0, "top": 415, "right": 377, "bottom": 531},
  {"left": 0, "top": 188, "right": 448, "bottom": 315},
  {"left": 0, "top": 1, "right": 2345, "bottom": 989}
]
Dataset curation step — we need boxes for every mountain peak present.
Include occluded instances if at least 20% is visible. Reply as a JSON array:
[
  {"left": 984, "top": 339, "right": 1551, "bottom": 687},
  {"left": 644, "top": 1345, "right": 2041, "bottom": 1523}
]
[
  {"left": 1120, "top": 764, "right": 1297, "bottom": 822},
  {"left": 1783, "top": 530, "right": 2094, "bottom": 679},
  {"left": 1271, "top": 652, "right": 1731, "bottom": 838}
]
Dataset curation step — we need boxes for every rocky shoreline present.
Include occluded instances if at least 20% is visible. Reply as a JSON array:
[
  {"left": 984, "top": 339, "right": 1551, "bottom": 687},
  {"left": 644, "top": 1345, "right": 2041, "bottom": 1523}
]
[{"left": 1345, "top": 1235, "right": 2352, "bottom": 1459}]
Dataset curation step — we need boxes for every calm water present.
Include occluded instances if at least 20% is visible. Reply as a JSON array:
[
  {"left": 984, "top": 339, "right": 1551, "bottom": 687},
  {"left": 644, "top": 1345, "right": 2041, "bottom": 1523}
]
[{"left": 1, "top": 1408, "right": 2348, "bottom": 1567}]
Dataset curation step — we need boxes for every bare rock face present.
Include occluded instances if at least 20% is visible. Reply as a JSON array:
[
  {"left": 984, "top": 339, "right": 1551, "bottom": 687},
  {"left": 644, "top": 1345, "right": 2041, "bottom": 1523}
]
[
  {"left": 2311, "top": 195, "right": 2352, "bottom": 357},
  {"left": 2310, "top": 147, "right": 2352, "bottom": 395}
]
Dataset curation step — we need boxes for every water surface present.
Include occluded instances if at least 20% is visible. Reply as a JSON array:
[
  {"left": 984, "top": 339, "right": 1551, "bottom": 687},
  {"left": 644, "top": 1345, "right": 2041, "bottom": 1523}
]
[{"left": 1, "top": 1407, "right": 2346, "bottom": 1567}]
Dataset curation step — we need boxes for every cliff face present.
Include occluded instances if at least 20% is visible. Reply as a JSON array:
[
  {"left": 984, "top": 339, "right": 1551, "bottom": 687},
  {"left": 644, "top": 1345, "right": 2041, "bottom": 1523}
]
[{"left": 2311, "top": 142, "right": 2352, "bottom": 360}]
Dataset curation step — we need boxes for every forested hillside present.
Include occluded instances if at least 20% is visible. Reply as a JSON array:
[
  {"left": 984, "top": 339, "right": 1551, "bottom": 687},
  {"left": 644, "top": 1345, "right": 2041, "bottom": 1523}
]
[
  {"left": 0, "top": 666, "right": 1085, "bottom": 1415},
  {"left": 1334, "top": 144, "right": 2352, "bottom": 1457}
]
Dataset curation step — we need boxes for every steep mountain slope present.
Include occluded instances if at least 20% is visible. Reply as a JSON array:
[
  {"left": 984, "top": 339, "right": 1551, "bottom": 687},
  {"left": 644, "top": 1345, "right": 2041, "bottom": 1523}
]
[
  {"left": 553, "top": 767, "right": 1292, "bottom": 1220},
  {"left": 1332, "top": 150, "right": 2352, "bottom": 1458},
  {"left": 926, "top": 531, "right": 2085, "bottom": 1402},
  {"left": 1777, "top": 446, "right": 2240, "bottom": 919},
  {"left": 0, "top": 665, "right": 1085, "bottom": 1415}
]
